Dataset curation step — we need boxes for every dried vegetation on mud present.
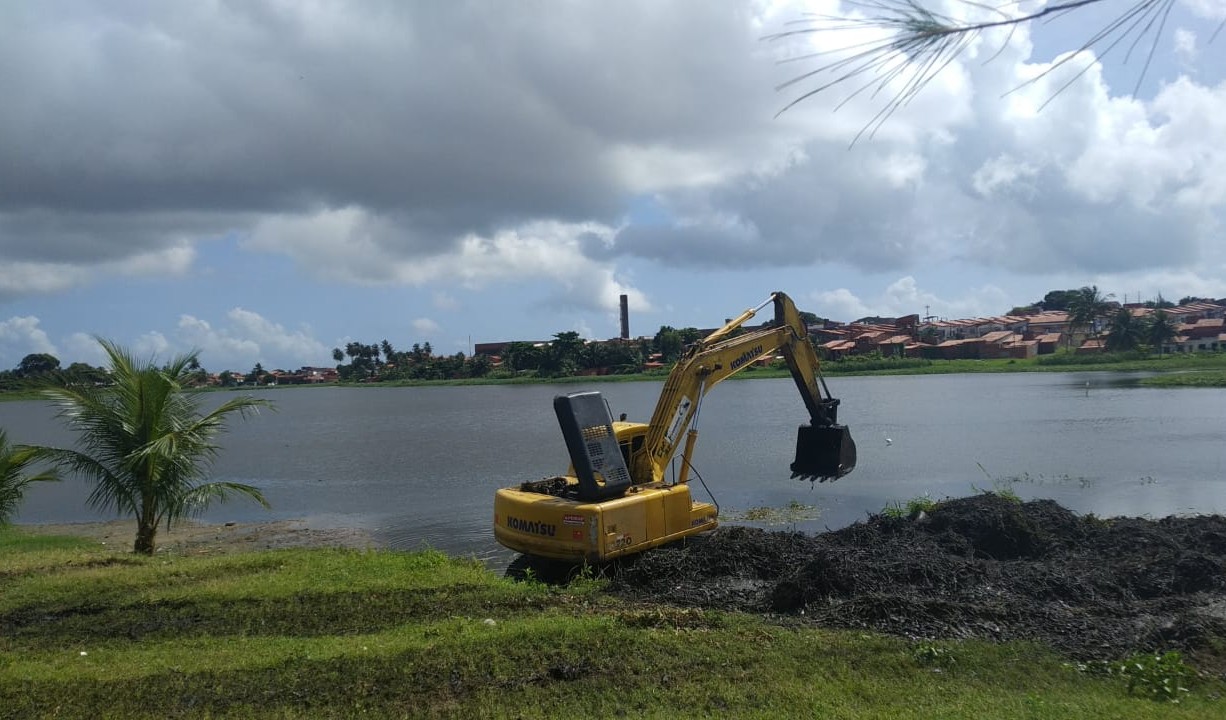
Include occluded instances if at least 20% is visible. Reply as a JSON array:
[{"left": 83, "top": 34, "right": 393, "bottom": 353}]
[{"left": 611, "top": 494, "right": 1226, "bottom": 667}]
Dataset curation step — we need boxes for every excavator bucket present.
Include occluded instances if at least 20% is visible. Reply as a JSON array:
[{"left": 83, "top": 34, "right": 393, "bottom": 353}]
[{"left": 790, "top": 424, "right": 857, "bottom": 481}]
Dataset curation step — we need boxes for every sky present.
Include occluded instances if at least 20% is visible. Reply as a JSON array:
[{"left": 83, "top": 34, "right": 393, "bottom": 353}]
[{"left": 2, "top": 0, "right": 1225, "bottom": 372}]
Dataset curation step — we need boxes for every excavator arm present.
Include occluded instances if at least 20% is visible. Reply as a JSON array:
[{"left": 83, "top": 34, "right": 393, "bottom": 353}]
[{"left": 631, "top": 291, "right": 856, "bottom": 485}]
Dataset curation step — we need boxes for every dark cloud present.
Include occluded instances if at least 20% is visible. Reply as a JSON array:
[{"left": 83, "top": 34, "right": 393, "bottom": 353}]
[
  {"left": 0, "top": 1, "right": 1221, "bottom": 302},
  {"left": 0, "top": 1, "right": 777, "bottom": 268}
]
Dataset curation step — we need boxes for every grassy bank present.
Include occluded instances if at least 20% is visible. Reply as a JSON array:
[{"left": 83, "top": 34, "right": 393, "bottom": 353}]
[
  {"left": 2, "top": 528, "right": 1221, "bottom": 718},
  {"left": 349, "top": 351, "right": 1226, "bottom": 385},
  {"left": 1139, "top": 370, "right": 1226, "bottom": 388}
]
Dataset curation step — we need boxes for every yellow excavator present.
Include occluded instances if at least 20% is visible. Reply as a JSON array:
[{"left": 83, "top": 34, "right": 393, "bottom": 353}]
[{"left": 493, "top": 291, "right": 856, "bottom": 562}]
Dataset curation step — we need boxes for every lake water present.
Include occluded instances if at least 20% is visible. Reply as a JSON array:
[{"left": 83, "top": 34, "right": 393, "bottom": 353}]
[{"left": 6, "top": 372, "right": 1226, "bottom": 567}]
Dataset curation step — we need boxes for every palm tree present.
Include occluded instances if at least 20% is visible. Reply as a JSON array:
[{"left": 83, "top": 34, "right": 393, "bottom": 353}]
[
  {"left": 31, "top": 339, "right": 272, "bottom": 554},
  {"left": 0, "top": 429, "right": 59, "bottom": 525},
  {"left": 1146, "top": 309, "right": 1178, "bottom": 354},
  {"left": 1105, "top": 308, "right": 1144, "bottom": 352},
  {"left": 1067, "top": 285, "right": 1112, "bottom": 348}
]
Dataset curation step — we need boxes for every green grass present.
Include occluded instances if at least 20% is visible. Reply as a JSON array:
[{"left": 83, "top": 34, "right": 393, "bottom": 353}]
[
  {"left": 881, "top": 494, "right": 938, "bottom": 519},
  {"left": 2, "top": 528, "right": 1223, "bottom": 718},
  {"left": 1139, "top": 370, "right": 1226, "bottom": 388}
]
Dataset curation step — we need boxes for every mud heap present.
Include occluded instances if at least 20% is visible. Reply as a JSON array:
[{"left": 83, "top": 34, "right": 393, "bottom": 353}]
[{"left": 611, "top": 494, "right": 1226, "bottom": 659}]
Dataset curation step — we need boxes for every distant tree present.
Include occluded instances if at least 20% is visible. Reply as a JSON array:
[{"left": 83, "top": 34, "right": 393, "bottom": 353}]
[
  {"left": 547, "top": 331, "right": 585, "bottom": 375},
  {"left": 26, "top": 339, "right": 271, "bottom": 554},
  {"left": 218, "top": 370, "right": 236, "bottom": 387},
  {"left": 1105, "top": 308, "right": 1144, "bottom": 352},
  {"left": 184, "top": 357, "right": 208, "bottom": 387},
  {"left": 342, "top": 342, "right": 381, "bottom": 379},
  {"left": 1008, "top": 305, "right": 1039, "bottom": 316},
  {"left": 503, "top": 342, "right": 544, "bottom": 372},
  {"left": 468, "top": 353, "right": 493, "bottom": 378},
  {"left": 1146, "top": 310, "right": 1178, "bottom": 354},
  {"left": 16, "top": 353, "right": 60, "bottom": 378},
  {"left": 432, "top": 352, "right": 464, "bottom": 379},
  {"left": 1068, "top": 286, "right": 1113, "bottom": 344},
  {"left": 654, "top": 326, "right": 684, "bottom": 362},
  {"left": 1039, "top": 289, "right": 1080, "bottom": 312},
  {"left": 380, "top": 339, "right": 395, "bottom": 362},
  {"left": 677, "top": 327, "right": 705, "bottom": 345},
  {"left": 606, "top": 342, "right": 644, "bottom": 373},
  {"left": 798, "top": 310, "right": 825, "bottom": 327},
  {"left": 63, "top": 362, "right": 108, "bottom": 386},
  {"left": 0, "top": 428, "right": 59, "bottom": 525},
  {"left": 332, "top": 348, "right": 344, "bottom": 364},
  {"left": 0, "top": 370, "right": 20, "bottom": 392},
  {"left": 580, "top": 341, "right": 613, "bottom": 371},
  {"left": 247, "top": 363, "right": 266, "bottom": 385},
  {"left": 1179, "top": 296, "right": 1213, "bottom": 306},
  {"left": 1146, "top": 293, "right": 1175, "bottom": 309}
]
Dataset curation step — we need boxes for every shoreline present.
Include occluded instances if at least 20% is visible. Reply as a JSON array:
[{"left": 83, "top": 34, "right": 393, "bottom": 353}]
[{"left": 17, "top": 518, "right": 377, "bottom": 555}]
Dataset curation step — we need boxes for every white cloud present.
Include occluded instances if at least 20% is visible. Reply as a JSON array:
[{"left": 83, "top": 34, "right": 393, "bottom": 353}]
[
  {"left": 1173, "top": 28, "right": 1198, "bottom": 69},
  {"left": 972, "top": 155, "right": 1040, "bottom": 198},
  {"left": 176, "top": 309, "right": 329, "bottom": 370},
  {"left": 810, "top": 288, "right": 872, "bottom": 321},
  {"left": 247, "top": 208, "right": 646, "bottom": 313},
  {"left": 432, "top": 292, "right": 459, "bottom": 311},
  {"left": 0, "top": 263, "right": 89, "bottom": 299},
  {"left": 225, "top": 308, "right": 328, "bottom": 364},
  {"left": 112, "top": 241, "right": 195, "bottom": 277},
  {"left": 63, "top": 333, "right": 108, "bottom": 367},
  {"left": 132, "top": 331, "right": 171, "bottom": 359},
  {"left": 411, "top": 318, "right": 439, "bottom": 335},
  {"left": 0, "top": 316, "right": 58, "bottom": 359},
  {"left": 1183, "top": 0, "right": 1226, "bottom": 20},
  {"left": 809, "top": 277, "right": 1012, "bottom": 322}
]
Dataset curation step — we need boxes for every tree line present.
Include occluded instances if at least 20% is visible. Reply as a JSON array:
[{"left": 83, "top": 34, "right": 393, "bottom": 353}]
[
  {"left": 327, "top": 322, "right": 776, "bottom": 382},
  {"left": 0, "top": 353, "right": 110, "bottom": 392},
  {"left": 332, "top": 331, "right": 652, "bottom": 381}
]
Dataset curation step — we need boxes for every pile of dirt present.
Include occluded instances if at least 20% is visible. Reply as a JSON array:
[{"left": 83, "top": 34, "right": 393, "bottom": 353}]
[{"left": 610, "top": 494, "right": 1226, "bottom": 659}]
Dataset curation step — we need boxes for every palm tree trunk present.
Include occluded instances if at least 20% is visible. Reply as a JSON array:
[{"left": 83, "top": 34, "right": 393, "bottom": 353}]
[{"left": 134, "top": 521, "right": 157, "bottom": 554}]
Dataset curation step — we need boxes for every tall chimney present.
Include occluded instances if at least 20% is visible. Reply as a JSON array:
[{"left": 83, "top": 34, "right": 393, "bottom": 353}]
[{"left": 619, "top": 294, "right": 630, "bottom": 340}]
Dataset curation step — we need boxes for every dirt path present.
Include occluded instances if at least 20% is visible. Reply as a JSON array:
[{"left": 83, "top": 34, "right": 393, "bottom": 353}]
[{"left": 20, "top": 519, "right": 376, "bottom": 555}]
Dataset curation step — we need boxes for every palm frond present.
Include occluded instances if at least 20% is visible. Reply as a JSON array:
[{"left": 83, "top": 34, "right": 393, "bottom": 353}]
[
  {"left": 0, "top": 429, "right": 61, "bottom": 523},
  {"left": 173, "top": 481, "right": 271, "bottom": 523},
  {"left": 769, "top": 0, "right": 1180, "bottom": 140}
]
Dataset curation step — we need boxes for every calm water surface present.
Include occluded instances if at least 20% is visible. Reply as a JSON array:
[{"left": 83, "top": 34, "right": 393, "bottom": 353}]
[{"left": 6, "top": 373, "right": 1225, "bottom": 566}]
